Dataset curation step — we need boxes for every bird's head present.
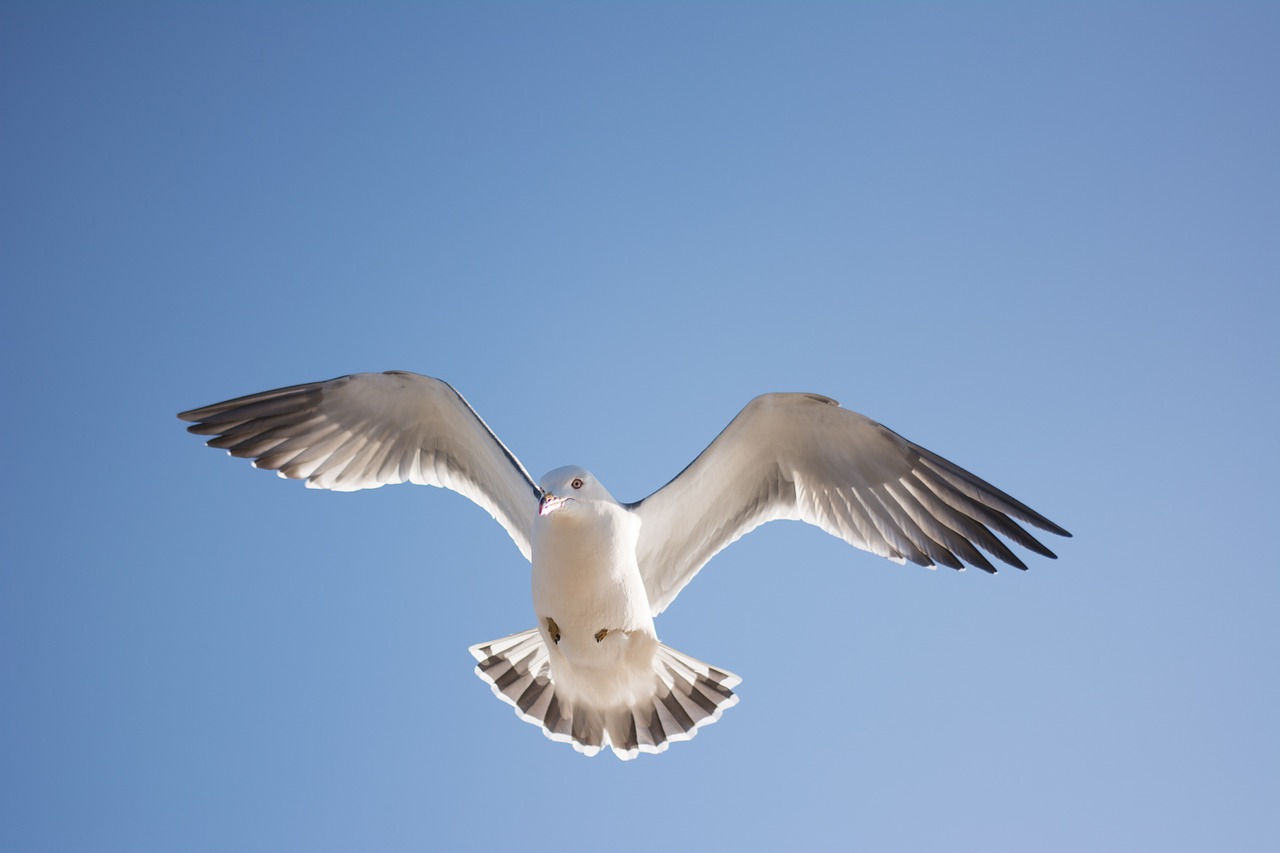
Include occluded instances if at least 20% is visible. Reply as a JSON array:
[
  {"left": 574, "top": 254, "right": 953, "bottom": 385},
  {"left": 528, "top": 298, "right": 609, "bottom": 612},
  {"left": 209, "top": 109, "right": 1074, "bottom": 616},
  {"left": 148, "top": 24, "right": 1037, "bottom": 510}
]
[{"left": 537, "top": 466, "right": 614, "bottom": 517}]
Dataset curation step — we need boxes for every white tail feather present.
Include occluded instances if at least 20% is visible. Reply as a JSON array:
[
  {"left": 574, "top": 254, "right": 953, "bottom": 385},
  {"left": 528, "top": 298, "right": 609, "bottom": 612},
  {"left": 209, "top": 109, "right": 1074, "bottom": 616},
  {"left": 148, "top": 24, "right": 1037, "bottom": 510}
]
[{"left": 469, "top": 628, "right": 740, "bottom": 759}]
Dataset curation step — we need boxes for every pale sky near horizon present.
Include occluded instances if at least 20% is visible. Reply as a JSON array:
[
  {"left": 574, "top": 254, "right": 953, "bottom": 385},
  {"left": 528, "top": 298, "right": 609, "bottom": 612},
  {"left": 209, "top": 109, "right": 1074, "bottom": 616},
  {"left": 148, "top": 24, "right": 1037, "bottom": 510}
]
[{"left": 2, "top": 3, "right": 1277, "bottom": 852}]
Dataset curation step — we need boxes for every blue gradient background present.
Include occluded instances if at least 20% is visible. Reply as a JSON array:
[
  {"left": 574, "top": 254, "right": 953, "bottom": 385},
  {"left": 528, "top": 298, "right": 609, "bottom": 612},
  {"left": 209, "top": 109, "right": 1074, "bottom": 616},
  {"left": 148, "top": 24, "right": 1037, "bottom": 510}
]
[{"left": 3, "top": 3, "right": 1277, "bottom": 851}]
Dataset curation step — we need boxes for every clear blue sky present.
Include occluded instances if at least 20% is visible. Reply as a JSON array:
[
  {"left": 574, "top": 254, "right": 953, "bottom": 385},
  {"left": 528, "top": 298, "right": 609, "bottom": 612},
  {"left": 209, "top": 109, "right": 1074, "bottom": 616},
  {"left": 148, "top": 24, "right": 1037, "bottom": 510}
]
[{"left": 2, "top": 3, "right": 1277, "bottom": 851}]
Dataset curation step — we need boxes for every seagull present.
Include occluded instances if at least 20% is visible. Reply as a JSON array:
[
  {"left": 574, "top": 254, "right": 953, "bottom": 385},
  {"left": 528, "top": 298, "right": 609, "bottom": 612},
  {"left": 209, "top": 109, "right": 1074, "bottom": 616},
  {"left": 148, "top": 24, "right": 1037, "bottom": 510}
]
[{"left": 178, "top": 370, "right": 1070, "bottom": 759}]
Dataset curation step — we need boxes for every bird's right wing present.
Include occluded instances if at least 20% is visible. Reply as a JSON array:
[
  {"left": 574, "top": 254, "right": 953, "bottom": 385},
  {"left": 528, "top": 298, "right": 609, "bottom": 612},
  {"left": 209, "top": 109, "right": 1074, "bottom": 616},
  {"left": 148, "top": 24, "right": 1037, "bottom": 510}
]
[
  {"left": 178, "top": 371, "right": 542, "bottom": 561},
  {"left": 629, "top": 393, "right": 1070, "bottom": 615}
]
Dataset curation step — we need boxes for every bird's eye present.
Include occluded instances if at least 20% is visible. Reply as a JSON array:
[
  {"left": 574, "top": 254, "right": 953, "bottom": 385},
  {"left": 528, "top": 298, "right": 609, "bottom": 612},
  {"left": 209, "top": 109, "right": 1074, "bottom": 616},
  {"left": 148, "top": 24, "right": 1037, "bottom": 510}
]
[{"left": 571, "top": 478, "right": 584, "bottom": 490}]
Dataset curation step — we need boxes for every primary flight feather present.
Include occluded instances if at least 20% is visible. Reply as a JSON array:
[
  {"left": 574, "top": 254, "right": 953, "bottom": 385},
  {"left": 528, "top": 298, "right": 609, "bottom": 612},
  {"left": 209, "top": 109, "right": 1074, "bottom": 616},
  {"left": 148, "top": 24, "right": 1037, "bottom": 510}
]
[{"left": 179, "top": 370, "right": 1070, "bottom": 759}]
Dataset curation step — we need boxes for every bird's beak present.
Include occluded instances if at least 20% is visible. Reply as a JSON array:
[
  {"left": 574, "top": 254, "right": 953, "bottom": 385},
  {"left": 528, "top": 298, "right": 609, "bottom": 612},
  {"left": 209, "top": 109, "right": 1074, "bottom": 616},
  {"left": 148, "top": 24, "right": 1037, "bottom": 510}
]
[{"left": 539, "top": 491, "right": 572, "bottom": 517}]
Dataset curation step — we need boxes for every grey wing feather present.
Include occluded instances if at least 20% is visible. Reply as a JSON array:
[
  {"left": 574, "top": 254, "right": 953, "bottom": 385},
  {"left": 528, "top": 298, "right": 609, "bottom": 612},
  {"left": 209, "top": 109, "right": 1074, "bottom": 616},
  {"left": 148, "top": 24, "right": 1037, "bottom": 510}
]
[
  {"left": 629, "top": 393, "right": 1071, "bottom": 615},
  {"left": 178, "top": 371, "right": 542, "bottom": 561}
]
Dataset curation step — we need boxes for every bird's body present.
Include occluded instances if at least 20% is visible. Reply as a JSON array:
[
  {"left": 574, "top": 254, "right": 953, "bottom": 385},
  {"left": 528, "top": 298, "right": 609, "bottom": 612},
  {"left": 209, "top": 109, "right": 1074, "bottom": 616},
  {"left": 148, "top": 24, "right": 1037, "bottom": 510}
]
[
  {"left": 531, "top": 468, "right": 659, "bottom": 710},
  {"left": 490, "top": 465, "right": 738, "bottom": 757},
  {"left": 530, "top": 467, "right": 652, "bottom": 665},
  {"left": 179, "top": 371, "right": 1069, "bottom": 759}
]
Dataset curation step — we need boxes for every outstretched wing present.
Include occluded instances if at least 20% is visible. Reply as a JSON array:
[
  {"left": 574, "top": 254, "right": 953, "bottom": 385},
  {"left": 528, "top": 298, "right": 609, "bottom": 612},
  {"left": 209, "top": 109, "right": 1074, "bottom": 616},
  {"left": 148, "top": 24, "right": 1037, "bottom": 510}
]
[
  {"left": 178, "top": 371, "right": 542, "bottom": 561},
  {"left": 628, "top": 393, "right": 1071, "bottom": 615}
]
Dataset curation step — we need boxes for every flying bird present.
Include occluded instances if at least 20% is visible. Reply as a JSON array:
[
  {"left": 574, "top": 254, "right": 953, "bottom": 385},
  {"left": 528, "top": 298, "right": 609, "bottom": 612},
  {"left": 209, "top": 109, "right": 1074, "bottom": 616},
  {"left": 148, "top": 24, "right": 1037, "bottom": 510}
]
[{"left": 178, "top": 371, "right": 1070, "bottom": 759}]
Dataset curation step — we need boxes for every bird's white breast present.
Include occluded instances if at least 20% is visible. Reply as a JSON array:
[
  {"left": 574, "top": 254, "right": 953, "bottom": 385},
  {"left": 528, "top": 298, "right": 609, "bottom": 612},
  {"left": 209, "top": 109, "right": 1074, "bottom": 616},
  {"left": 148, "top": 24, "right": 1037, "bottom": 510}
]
[{"left": 531, "top": 502, "right": 655, "bottom": 666}]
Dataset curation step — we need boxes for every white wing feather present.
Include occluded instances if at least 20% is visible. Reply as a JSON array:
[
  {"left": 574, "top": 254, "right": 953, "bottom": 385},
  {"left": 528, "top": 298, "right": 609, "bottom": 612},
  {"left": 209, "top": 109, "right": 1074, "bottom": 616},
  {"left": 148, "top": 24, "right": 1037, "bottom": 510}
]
[
  {"left": 629, "top": 393, "right": 1070, "bottom": 615},
  {"left": 178, "top": 371, "right": 541, "bottom": 561}
]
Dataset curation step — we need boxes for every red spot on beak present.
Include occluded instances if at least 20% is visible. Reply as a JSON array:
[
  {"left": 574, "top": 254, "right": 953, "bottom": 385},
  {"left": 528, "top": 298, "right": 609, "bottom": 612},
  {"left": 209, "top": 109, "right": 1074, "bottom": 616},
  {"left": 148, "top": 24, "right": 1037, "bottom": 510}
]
[{"left": 539, "top": 492, "right": 570, "bottom": 516}]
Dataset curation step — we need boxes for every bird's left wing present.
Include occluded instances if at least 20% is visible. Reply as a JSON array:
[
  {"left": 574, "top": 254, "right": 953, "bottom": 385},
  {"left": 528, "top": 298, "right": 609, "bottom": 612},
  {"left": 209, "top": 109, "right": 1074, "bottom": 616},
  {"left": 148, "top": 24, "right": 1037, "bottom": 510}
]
[
  {"left": 178, "top": 371, "right": 542, "bottom": 561},
  {"left": 628, "top": 393, "right": 1071, "bottom": 615}
]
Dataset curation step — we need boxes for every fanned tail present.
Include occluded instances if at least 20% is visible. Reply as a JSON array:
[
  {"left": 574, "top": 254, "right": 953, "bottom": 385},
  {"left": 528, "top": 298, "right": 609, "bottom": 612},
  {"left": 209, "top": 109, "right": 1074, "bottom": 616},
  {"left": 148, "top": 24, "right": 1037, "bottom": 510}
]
[{"left": 469, "top": 629, "right": 740, "bottom": 760}]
